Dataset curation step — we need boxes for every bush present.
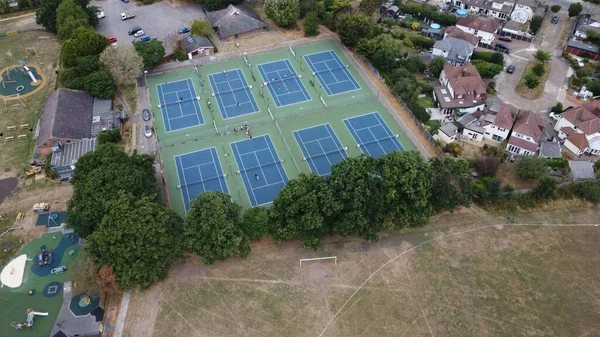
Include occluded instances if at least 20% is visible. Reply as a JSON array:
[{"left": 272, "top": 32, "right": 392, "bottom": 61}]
[
  {"left": 265, "top": 0, "right": 300, "bottom": 28},
  {"left": 409, "top": 36, "right": 435, "bottom": 49},
  {"left": 303, "top": 11, "right": 320, "bottom": 37},
  {"left": 532, "top": 176, "right": 557, "bottom": 199},
  {"left": 398, "top": 2, "right": 458, "bottom": 26},
  {"left": 516, "top": 156, "right": 547, "bottom": 180},
  {"left": 471, "top": 60, "right": 503, "bottom": 78},
  {"left": 524, "top": 72, "right": 541, "bottom": 89},
  {"left": 530, "top": 15, "right": 543, "bottom": 34},
  {"left": 563, "top": 51, "right": 581, "bottom": 69},
  {"left": 476, "top": 156, "right": 500, "bottom": 177},
  {"left": 534, "top": 50, "right": 551, "bottom": 63},
  {"left": 550, "top": 102, "right": 563, "bottom": 113},
  {"left": 576, "top": 68, "right": 591, "bottom": 79},
  {"left": 472, "top": 177, "right": 502, "bottom": 204},
  {"left": 443, "top": 143, "right": 462, "bottom": 157},
  {"left": 98, "top": 129, "right": 121, "bottom": 144},
  {"left": 472, "top": 51, "right": 504, "bottom": 65},
  {"left": 532, "top": 62, "right": 545, "bottom": 76}
]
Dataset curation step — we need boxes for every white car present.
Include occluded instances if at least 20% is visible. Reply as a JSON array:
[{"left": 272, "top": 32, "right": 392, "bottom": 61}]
[
  {"left": 549, "top": 112, "right": 560, "bottom": 121},
  {"left": 96, "top": 11, "right": 105, "bottom": 19},
  {"left": 144, "top": 124, "right": 152, "bottom": 138},
  {"left": 134, "top": 30, "right": 145, "bottom": 37}
]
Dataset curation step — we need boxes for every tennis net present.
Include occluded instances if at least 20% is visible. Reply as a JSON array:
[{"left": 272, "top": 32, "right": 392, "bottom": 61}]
[
  {"left": 303, "top": 148, "right": 347, "bottom": 161},
  {"left": 158, "top": 97, "right": 199, "bottom": 108},
  {"left": 179, "top": 174, "right": 227, "bottom": 189},
  {"left": 312, "top": 65, "right": 347, "bottom": 75},
  {"left": 263, "top": 75, "right": 301, "bottom": 87},
  {"left": 236, "top": 159, "right": 284, "bottom": 174},
  {"left": 213, "top": 86, "right": 252, "bottom": 96},
  {"left": 356, "top": 134, "right": 399, "bottom": 148}
]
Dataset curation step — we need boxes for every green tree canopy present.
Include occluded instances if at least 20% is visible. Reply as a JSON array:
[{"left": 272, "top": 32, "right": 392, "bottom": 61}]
[
  {"left": 56, "top": 0, "right": 90, "bottom": 40},
  {"left": 100, "top": 45, "right": 144, "bottom": 86},
  {"left": 265, "top": 0, "right": 300, "bottom": 28},
  {"left": 61, "top": 27, "right": 109, "bottom": 67},
  {"left": 269, "top": 173, "right": 338, "bottom": 249},
  {"left": 515, "top": 155, "right": 547, "bottom": 180},
  {"left": 550, "top": 5, "right": 561, "bottom": 13},
  {"left": 80, "top": 66, "right": 116, "bottom": 98},
  {"left": 241, "top": 207, "right": 269, "bottom": 241},
  {"left": 568, "top": 2, "right": 582, "bottom": 17},
  {"left": 524, "top": 72, "right": 540, "bottom": 89},
  {"left": 86, "top": 192, "right": 184, "bottom": 290},
  {"left": 429, "top": 157, "right": 473, "bottom": 213},
  {"left": 356, "top": 34, "right": 402, "bottom": 70},
  {"left": 530, "top": 15, "right": 543, "bottom": 33},
  {"left": 67, "top": 144, "right": 158, "bottom": 238},
  {"left": 134, "top": 39, "right": 166, "bottom": 68},
  {"left": 336, "top": 14, "right": 373, "bottom": 47},
  {"left": 534, "top": 50, "right": 551, "bottom": 63},
  {"left": 303, "top": 11, "right": 320, "bottom": 37},
  {"left": 428, "top": 56, "right": 447, "bottom": 78},
  {"left": 191, "top": 19, "right": 212, "bottom": 36},
  {"left": 184, "top": 191, "right": 250, "bottom": 264},
  {"left": 532, "top": 176, "right": 557, "bottom": 200},
  {"left": 36, "top": 0, "right": 61, "bottom": 33}
]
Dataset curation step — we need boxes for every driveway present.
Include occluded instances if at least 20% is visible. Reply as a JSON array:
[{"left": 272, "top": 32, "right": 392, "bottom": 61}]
[
  {"left": 495, "top": 11, "right": 571, "bottom": 113},
  {"left": 91, "top": 0, "right": 206, "bottom": 54}
]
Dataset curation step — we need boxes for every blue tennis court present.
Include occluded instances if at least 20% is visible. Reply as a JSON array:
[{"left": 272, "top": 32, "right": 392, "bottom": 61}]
[
  {"left": 208, "top": 69, "right": 259, "bottom": 120},
  {"left": 257, "top": 59, "right": 311, "bottom": 107},
  {"left": 157, "top": 79, "right": 204, "bottom": 132},
  {"left": 175, "top": 147, "right": 229, "bottom": 213},
  {"left": 344, "top": 112, "right": 404, "bottom": 158},
  {"left": 293, "top": 124, "right": 347, "bottom": 176},
  {"left": 230, "top": 135, "right": 288, "bottom": 206},
  {"left": 303, "top": 50, "right": 360, "bottom": 96}
]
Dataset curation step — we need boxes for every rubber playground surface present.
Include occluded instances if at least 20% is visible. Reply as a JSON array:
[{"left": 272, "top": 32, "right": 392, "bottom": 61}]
[
  {"left": 147, "top": 40, "right": 416, "bottom": 215},
  {"left": 0, "top": 233, "right": 81, "bottom": 337}
]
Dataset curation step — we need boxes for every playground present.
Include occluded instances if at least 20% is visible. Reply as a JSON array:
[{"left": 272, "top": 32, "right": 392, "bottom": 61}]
[
  {"left": 0, "top": 232, "right": 81, "bottom": 337},
  {"left": 149, "top": 40, "right": 416, "bottom": 214}
]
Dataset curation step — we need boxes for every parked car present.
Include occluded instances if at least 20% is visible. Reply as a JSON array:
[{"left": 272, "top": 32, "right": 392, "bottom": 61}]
[
  {"left": 507, "top": 64, "right": 515, "bottom": 73},
  {"left": 121, "top": 0, "right": 129, "bottom": 3},
  {"left": 495, "top": 42, "right": 510, "bottom": 50},
  {"left": 138, "top": 35, "right": 151, "bottom": 42},
  {"left": 144, "top": 124, "right": 152, "bottom": 138},
  {"left": 178, "top": 27, "right": 191, "bottom": 34},
  {"left": 549, "top": 112, "right": 560, "bottom": 121},
  {"left": 128, "top": 26, "right": 142, "bottom": 35},
  {"left": 577, "top": 59, "right": 585, "bottom": 67},
  {"left": 96, "top": 10, "right": 105, "bottom": 19},
  {"left": 552, "top": 15, "right": 559, "bottom": 24},
  {"left": 134, "top": 30, "right": 145, "bottom": 37},
  {"left": 108, "top": 36, "right": 117, "bottom": 44},
  {"left": 121, "top": 12, "right": 135, "bottom": 20},
  {"left": 142, "top": 109, "right": 150, "bottom": 121},
  {"left": 498, "top": 35, "right": 512, "bottom": 42}
]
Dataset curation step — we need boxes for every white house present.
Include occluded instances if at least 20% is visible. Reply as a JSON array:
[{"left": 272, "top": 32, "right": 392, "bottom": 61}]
[
  {"left": 574, "top": 13, "right": 600, "bottom": 40},
  {"left": 510, "top": 0, "right": 538, "bottom": 23},
  {"left": 450, "top": 0, "right": 486, "bottom": 14},
  {"left": 481, "top": 0, "right": 515, "bottom": 21},
  {"left": 505, "top": 109, "right": 546, "bottom": 156},
  {"left": 456, "top": 15, "right": 500, "bottom": 44},
  {"left": 554, "top": 102, "right": 600, "bottom": 156},
  {"left": 433, "top": 64, "right": 487, "bottom": 115},
  {"left": 483, "top": 103, "right": 518, "bottom": 143}
]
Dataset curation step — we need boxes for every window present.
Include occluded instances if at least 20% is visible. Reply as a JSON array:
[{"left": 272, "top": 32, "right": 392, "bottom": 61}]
[
  {"left": 498, "top": 127, "right": 505, "bottom": 132},
  {"left": 492, "top": 134, "right": 503, "bottom": 142},
  {"left": 508, "top": 145, "right": 521, "bottom": 154}
]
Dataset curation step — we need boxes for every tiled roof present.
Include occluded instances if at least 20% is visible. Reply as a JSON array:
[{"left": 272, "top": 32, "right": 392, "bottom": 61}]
[
  {"left": 443, "top": 64, "right": 486, "bottom": 95},
  {"left": 433, "top": 37, "right": 475, "bottom": 63},
  {"left": 444, "top": 26, "right": 480, "bottom": 45},
  {"left": 493, "top": 104, "right": 518, "bottom": 129},
  {"left": 457, "top": 15, "right": 500, "bottom": 33},
  {"left": 508, "top": 135, "right": 538, "bottom": 152},
  {"left": 207, "top": 5, "right": 267, "bottom": 39},
  {"left": 561, "top": 106, "right": 600, "bottom": 135},
  {"left": 567, "top": 133, "right": 589, "bottom": 149},
  {"left": 182, "top": 35, "right": 214, "bottom": 53},
  {"left": 512, "top": 110, "right": 545, "bottom": 142}
]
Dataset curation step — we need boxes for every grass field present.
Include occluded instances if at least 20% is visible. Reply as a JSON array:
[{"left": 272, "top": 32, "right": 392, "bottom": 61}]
[
  {"left": 148, "top": 40, "right": 416, "bottom": 214},
  {"left": 123, "top": 204, "right": 600, "bottom": 337},
  {"left": 0, "top": 31, "right": 60, "bottom": 177}
]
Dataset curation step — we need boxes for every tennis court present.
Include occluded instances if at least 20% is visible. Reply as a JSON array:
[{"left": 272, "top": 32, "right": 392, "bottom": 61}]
[
  {"left": 175, "top": 147, "right": 229, "bottom": 212},
  {"left": 257, "top": 59, "right": 311, "bottom": 107},
  {"left": 157, "top": 78, "right": 204, "bottom": 132},
  {"left": 344, "top": 112, "right": 404, "bottom": 158},
  {"left": 293, "top": 124, "right": 347, "bottom": 176},
  {"left": 230, "top": 135, "right": 288, "bottom": 206},
  {"left": 208, "top": 69, "right": 259, "bottom": 120},
  {"left": 304, "top": 50, "right": 360, "bottom": 96}
]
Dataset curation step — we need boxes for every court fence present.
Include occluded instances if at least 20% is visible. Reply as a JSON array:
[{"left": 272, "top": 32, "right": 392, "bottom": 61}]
[{"left": 336, "top": 39, "right": 436, "bottom": 159}]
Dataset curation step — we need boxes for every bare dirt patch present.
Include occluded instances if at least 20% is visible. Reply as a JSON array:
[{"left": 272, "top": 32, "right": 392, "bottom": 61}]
[
  {"left": 0, "top": 177, "right": 18, "bottom": 206},
  {"left": 495, "top": 162, "right": 538, "bottom": 189}
]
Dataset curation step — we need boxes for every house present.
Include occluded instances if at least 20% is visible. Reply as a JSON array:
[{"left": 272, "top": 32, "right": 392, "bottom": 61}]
[
  {"left": 457, "top": 110, "right": 486, "bottom": 141},
  {"left": 380, "top": 2, "right": 401, "bottom": 18},
  {"left": 480, "top": 0, "right": 515, "bottom": 20},
  {"left": 36, "top": 89, "right": 122, "bottom": 180},
  {"left": 437, "top": 122, "right": 461, "bottom": 143},
  {"left": 457, "top": 15, "right": 500, "bottom": 44},
  {"left": 445, "top": 26, "right": 480, "bottom": 45},
  {"left": 483, "top": 103, "right": 518, "bottom": 143},
  {"left": 554, "top": 102, "right": 600, "bottom": 156},
  {"left": 538, "top": 141, "right": 562, "bottom": 158},
  {"left": 207, "top": 4, "right": 267, "bottom": 41},
  {"left": 181, "top": 35, "right": 214, "bottom": 60},
  {"left": 566, "top": 39, "right": 600, "bottom": 60},
  {"left": 432, "top": 37, "right": 475, "bottom": 65},
  {"left": 433, "top": 64, "right": 487, "bottom": 115},
  {"left": 450, "top": 0, "right": 486, "bottom": 14},
  {"left": 510, "top": 0, "right": 539, "bottom": 23},
  {"left": 568, "top": 161, "right": 596, "bottom": 180},
  {"left": 502, "top": 20, "right": 534, "bottom": 39},
  {"left": 505, "top": 109, "right": 546, "bottom": 156},
  {"left": 574, "top": 13, "right": 600, "bottom": 40}
]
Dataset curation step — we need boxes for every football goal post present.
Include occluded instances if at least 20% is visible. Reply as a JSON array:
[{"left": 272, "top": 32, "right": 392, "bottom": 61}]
[{"left": 299, "top": 256, "right": 337, "bottom": 267}]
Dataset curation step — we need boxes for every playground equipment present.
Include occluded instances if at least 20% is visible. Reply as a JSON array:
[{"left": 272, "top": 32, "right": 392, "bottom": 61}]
[
  {"left": 33, "top": 202, "right": 49, "bottom": 213},
  {"left": 25, "top": 166, "right": 42, "bottom": 176},
  {"left": 23, "top": 66, "right": 38, "bottom": 84},
  {"left": 0, "top": 254, "right": 26, "bottom": 288},
  {"left": 25, "top": 47, "right": 39, "bottom": 58},
  {"left": 37, "top": 247, "right": 53, "bottom": 266},
  {"left": 11, "top": 309, "right": 49, "bottom": 329}
]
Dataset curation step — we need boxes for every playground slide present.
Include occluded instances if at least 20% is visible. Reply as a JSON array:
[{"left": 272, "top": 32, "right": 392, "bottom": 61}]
[{"left": 23, "top": 66, "right": 38, "bottom": 84}]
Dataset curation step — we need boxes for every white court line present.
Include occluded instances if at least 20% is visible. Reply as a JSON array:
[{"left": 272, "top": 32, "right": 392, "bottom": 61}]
[
  {"left": 257, "top": 59, "right": 313, "bottom": 107},
  {"left": 303, "top": 50, "right": 361, "bottom": 96},
  {"left": 187, "top": 78, "right": 203, "bottom": 125},
  {"left": 209, "top": 148, "right": 229, "bottom": 194},
  {"left": 157, "top": 84, "right": 173, "bottom": 132},
  {"left": 176, "top": 155, "right": 193, "bottom": 211}
]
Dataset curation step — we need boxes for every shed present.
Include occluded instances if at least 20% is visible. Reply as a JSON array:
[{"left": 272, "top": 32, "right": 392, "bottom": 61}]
[
  {"left": 568, "top": 160, "right": 596, "bottom": 180},
  {"left": 181, "top": 35, "right": 214, "bottom": 59}
]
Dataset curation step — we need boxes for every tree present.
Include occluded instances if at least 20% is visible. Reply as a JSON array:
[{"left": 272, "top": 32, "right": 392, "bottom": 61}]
[
  {"left": 70, "top": 255, "right": 100, "bottom": 296},
  {"left": 532, "top": 176, "right": 557, "bottom": 199},
  {"left": 336, "top": 14, "right": 373, "bottom": 47},
  {"left": 56, "top": 0, "right": 90, "bottom": 40},
  {"left": 359, "top": 0, "right": 386, "bottom": 14},
  {"left": 330, "top": 0, "right": 350, "bottom": 12},
  {"left": 81, "top": 67, "right": 116, "bottom": 98},
  {"left": 96, "top": 265, "right": 121, "bottom": 295},
  {"left": 67, "top": 144, "right": 158, "bottom": 238},
  {"left": 568, "top": 2, "right": 583, "bottom": 17},
  {"left": 524, "top": 72, "right": 540, "bottom": 89},
  {"left": 476, "top": 156, "right": 501, "bottom": 177},
  {"left": 99, "top": 45, "right": 144, "bottom": 86},
  {"left": 429, "top": 157, "right": 473, "bottom": 213},
  {"left": 184, "top": 191, "right": 250, "bottom": 264},
  {"left": 242, "top": 207, "right": 269, "bottom": 241},
  {"left": 303, "top": 11, "right": 320, "bottom": 37},
  {"left": 515, "top": 155, "right": 547, "bottom": 180},
  {"left": 36, "top": 0, "right": 60, "bottom": 33},
  {"left": 551, "top": 101, "right": 564, "bottom": 113},
  {"left": 530, "top": 15, "right": 543, "bottom": 33},
  {"left": 356, "top": 34, "right": 402, "bottom": 70},
  {"left": 265, "top": 0, "right": 300, "bottom": 28},
  {"left": 57, "top": 18, "right": 91, "bottom": 41},
  {"left": 532, "top": 62, "right": 545, "bottom": 76},
  {"left": 61, "top": 27, "right": 109, "bottom": 67},
  {"left": 86, "top": 192, "right": 184, "bottom": 290},
  {"left": 269, "top": 173, "right": 338, "bottom": 249},
  {"left": 534, "top": 50, "right": 551, "bottom": 63},
  {"left": 491, "top": 52, "right": 505, "bottom": 65},
  {"left": 398, "top": 55, "right": 426, "bottom": 73},
  {"left": 191, "top": 19, "right": 212, "bottom": 36},
  {"left": 472, "top": 177, "right": 501, "bottom": 204},
  {"left": 97, "top": 129, "right": 122, "bottom": 144},
  {"left": 134, "top": 39, "right": 166, "bottom": 68},
  {"left": 551, "top": 5, "right": 561, "bottom": 13},
  {"left": 428, "top": 56, "right": 447, "bottom": 78},
  {"left": 471, "top": 60, "right": 503, "bottom": 78}
]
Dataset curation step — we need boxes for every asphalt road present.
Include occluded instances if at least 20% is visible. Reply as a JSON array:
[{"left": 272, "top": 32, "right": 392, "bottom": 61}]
[{"left": 91, "top": 0, "right": 206, "bottom": 54}]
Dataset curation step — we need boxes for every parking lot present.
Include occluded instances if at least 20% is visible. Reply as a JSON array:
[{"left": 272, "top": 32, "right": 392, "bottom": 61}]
[{"left": 91, "top": 0, "right": 206, "bottom": 54}]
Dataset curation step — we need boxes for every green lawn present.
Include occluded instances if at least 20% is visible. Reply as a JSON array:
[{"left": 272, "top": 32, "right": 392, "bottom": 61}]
[{"left": 417, "top": 97, "right": 433, "bottom": 109}]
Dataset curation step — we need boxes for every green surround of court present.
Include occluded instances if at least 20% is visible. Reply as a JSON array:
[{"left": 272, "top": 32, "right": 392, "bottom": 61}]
[{"left": 149, "top": 40, "right": 416, "bottom": 215}]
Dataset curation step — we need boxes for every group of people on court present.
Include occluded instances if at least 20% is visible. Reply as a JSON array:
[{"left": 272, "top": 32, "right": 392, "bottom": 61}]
[
  {"left": 270, "top": 74, "right": 295, "bottom": 93},
  {"left": 233, "top": 124, "right": 252, "bottom": 139}
]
